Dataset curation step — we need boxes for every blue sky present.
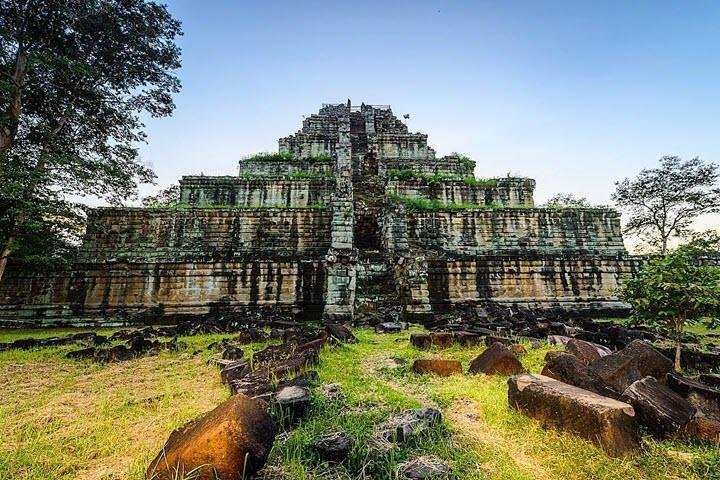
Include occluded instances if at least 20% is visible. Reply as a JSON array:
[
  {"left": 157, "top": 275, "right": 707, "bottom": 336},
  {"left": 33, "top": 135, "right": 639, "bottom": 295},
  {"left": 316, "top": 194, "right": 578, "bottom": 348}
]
[{"left": 137, "top": 0, "right": 720, "bottom": 216}]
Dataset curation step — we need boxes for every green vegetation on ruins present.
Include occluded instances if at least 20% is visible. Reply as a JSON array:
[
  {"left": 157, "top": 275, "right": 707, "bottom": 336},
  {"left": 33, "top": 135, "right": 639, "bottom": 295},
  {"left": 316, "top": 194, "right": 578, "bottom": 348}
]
[
  {"left": 387, "top": 168, "right": 498, "bottom": 188},
  {"left": 243, "top": 152, "right": 334, "bottom": 164},
  {"left": 1, "top": 327, "right": 718, "bottom": 480},
  {"left": 456, "top": 153, "right": 476, "bottom": 174}
]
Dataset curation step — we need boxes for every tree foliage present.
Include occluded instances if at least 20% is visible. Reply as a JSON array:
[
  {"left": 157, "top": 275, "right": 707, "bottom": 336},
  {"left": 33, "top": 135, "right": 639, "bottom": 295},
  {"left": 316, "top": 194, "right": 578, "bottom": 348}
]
[
  {"left": 541, "top": 193, "right": 592, "bottom": 208},
  {"left": 620, "top": 232, "right": 720, "bottom": 371},
  {"left": 613, "top": 156, "right": 720, "bottom": 254},
  {"left": 141, "top": 184, "right": 180, "bottom": 207},
  {"left": 0, "top": 0, "right": 182, "bottom": 279}
]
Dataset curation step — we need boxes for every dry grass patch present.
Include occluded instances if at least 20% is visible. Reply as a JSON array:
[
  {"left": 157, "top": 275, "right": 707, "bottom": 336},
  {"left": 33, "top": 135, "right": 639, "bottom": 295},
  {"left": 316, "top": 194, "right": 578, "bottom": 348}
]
[{"left": 0, "top": 339, "right": 227, "bottom": 480}]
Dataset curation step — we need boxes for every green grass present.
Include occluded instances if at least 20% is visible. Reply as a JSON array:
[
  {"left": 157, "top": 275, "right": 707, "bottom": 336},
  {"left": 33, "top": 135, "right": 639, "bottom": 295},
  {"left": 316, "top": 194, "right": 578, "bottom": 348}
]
[
  {"left": 461, "top": 176, "right": 498, "bottom": 188},
  {"left": 1, "top": 327, "right": 718, "bottom": 479}
]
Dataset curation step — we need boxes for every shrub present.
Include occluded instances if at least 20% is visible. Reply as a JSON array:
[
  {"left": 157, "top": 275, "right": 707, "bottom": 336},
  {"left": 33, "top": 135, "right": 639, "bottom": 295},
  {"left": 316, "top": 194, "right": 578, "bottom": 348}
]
[{"left": 462, "top": 176, "right": 497, "bottom": 188}]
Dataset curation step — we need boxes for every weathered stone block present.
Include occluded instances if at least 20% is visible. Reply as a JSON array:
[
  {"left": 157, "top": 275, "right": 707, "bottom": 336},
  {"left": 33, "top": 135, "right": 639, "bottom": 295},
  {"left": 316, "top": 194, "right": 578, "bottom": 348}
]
[
  {"left": 454, "top": 331, "right": 481, "bottom": 347},
  {"left": 469, "top": 343, "right": 523, "bottom": 376},
  {"left": 620, "top": 376, "right": 696, "bottom": 439},
  {"left": 541, "top": 352, "right": 613, "bottom": 397},
  {"left": 566, "top": 338, "right": 611, "bottom": 365},
  {"left": 682, "top": 417, "right": 720, "bottom": 443},
  {"left": 590, "top": 340, "right": 672, "bottom": 396},
  {"left": 508, "top": 374, "right": 640, "bottom": 458},
  {"left": 666, "top": 372, "right": 720, "bottom": 421},
  {"left": 146, "top": 394, "right": 276, "bottom": 479},
  {"left": 412, "top": 359, "right": 462, "bottom": 377},
  {"left": 410, "top": 333, "right": 432, "bottom": 350},
  {"left": 429, "top": 332, "right": 455, "bottom": 349}
]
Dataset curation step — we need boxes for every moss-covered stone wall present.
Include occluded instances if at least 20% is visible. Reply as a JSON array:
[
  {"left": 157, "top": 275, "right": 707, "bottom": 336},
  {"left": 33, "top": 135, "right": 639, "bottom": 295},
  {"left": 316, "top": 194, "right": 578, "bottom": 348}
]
[
  {"left": 79, "top": 207, "right": 332, "bottom": 262},
  {"left": 386, "top": 178, "right": 536, "bottom": 207},
  {"left": 399, "top": 208, "right": 625, "bottom": 255},
  {"left": 0, "top": 260, "right": 326, "bottom": 326},
  {"left": 179, "top": 176, "right": 333, "bottom": 207}
]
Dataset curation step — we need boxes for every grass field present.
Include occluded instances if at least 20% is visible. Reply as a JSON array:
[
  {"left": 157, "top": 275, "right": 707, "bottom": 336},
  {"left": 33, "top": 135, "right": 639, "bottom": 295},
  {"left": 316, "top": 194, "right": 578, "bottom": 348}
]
[{"left": 0, "top": 327, "right": 718, "bottom": 480}]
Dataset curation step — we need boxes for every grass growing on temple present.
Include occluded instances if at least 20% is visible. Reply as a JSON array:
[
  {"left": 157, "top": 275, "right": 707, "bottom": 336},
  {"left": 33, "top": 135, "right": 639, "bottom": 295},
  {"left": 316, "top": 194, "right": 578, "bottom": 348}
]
[{"left": 0, "top": 328, "right": 718, "bottom": 480}]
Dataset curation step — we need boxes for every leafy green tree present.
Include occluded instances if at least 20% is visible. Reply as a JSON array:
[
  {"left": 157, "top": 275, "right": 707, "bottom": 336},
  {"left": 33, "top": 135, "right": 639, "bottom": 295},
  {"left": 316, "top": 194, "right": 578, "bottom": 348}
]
[
  {"left": 141, "top": 184, "right": 180, "bottom": 207},
  {"left": 613, "top": 156, "right": 720, "bottom": 254},
  {"left": 0, "top": 0, "right": 182, "bottom": 281},
  {"left": 542, "top": 193, "right": 592, "bottom": 208},
  {"left": 620, "top": 232, "right": 720, "bottom": 371}
]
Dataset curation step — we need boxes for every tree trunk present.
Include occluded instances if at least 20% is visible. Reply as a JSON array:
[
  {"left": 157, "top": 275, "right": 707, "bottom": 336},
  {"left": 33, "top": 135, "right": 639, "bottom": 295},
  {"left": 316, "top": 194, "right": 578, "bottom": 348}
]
[
  {"left": 673, "top": 318, "right": 684, "bottom": 372},
  {"left": 0, "top": 51, "right": 28, "bottom": 156},
  {"left": 0, "top": 233, "right": 16, "bottom": 284},
  {"left": 674, "top": 338, "right": 682, "bottom": 372}
]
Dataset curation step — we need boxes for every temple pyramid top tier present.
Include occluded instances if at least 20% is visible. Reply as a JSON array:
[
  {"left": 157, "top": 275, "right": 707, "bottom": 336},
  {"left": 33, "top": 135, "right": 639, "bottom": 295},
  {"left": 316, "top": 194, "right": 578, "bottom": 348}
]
[{"left": 239, "top": 102, "right": 475, "bottom": 179}]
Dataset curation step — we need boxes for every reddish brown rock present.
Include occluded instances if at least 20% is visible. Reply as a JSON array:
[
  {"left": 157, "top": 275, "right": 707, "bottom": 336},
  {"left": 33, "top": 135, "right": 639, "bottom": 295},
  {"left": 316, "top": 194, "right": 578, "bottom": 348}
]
[
  {"left": 468, "top": 343, "right": 524, "bottom": 376},
  {"left": 510, "top": 344, "right": 527, "bottom": 355},
  {"left": 430, "top": 332, "right": 455, "bottom": 349},
  {"left": 508, "top": 374, "right": 640, "bottom": 458},
  {"left": 682, "top": 417, "right": 720, "bottom": 443},
  {"left": 484, "top": 335, "right": 512, "bottom": 347},
  {"left": 412, "top": 359, "right": 462, "bottom": 377},
  {"left": 455, "top": 331, "right": 481, "bottom": 347},
  {"left": 544, "top": 350, "right": 566, "bottom": 363},
  {"left": 410, "top": 333, "right": 432, "bottom": 350},
  {"left": 146, "top": 394, "right": 276, "bottom": 480},
  {"left": 541, "top": 352, "right": 614, "bottom": 397},
  {"left": 620, "top": 376, "right": 696, "bottom": 439},
  {"left": 590, "top": 340, "right": 672, "bottom": 395},
  {"left": 566, "top": 338, "right": 610, "bottom": 365}
]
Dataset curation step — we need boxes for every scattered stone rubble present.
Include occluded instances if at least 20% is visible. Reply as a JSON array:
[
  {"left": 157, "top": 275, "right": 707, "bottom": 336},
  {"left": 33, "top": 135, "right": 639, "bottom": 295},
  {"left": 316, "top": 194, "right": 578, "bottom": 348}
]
[
  {"left": 145, "top": 322, "right": 453, "bottom": 478},
  {"left": 403, "top": 309, "right": 720, "bottom": 451},
  {"left": 7, "top": 310, "right": 719, "bottom": 475},
  {"left": 514, "top": 335, "right": 720, "bottom": 451}
]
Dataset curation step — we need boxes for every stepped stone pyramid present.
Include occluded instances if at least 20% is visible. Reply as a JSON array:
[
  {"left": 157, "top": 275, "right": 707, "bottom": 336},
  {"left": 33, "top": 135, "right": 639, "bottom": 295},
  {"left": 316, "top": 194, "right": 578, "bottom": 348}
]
[{"left": 0, "top": 101, "right": 642, "bottom": 325}]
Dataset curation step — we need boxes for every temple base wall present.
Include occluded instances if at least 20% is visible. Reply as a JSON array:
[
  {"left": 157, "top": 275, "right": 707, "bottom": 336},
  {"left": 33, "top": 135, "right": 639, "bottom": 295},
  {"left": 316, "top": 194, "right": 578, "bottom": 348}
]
[{"left": 0, "top": 260, "right": 326, "bottom": 327}]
